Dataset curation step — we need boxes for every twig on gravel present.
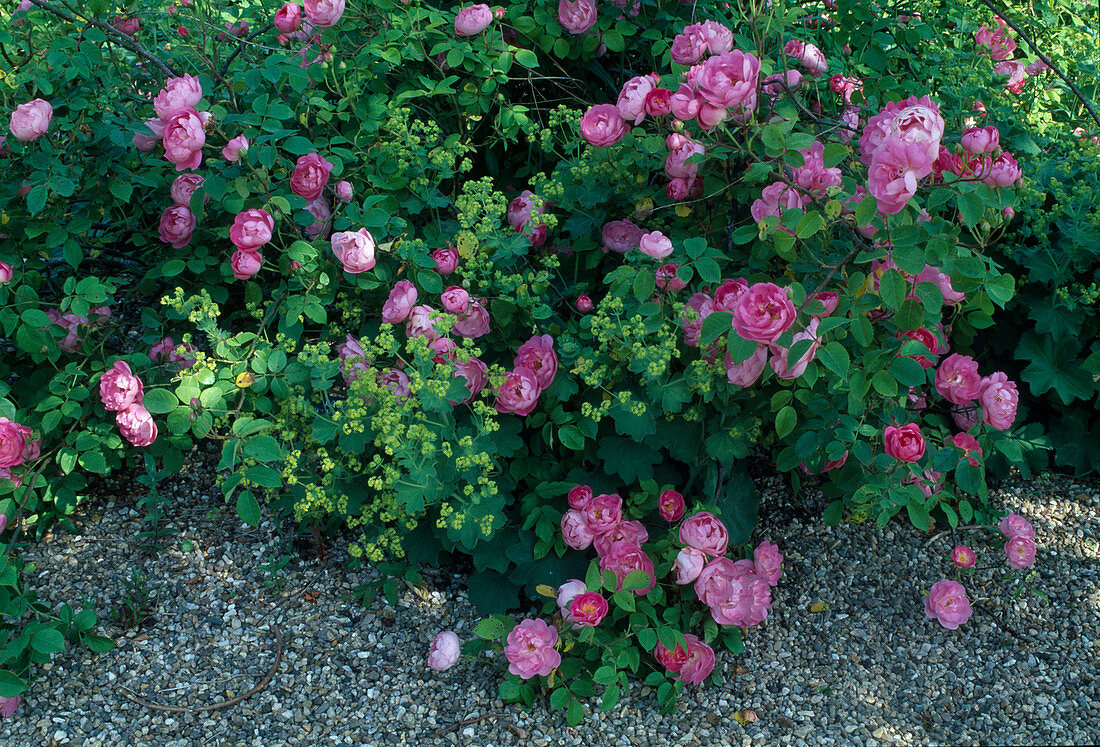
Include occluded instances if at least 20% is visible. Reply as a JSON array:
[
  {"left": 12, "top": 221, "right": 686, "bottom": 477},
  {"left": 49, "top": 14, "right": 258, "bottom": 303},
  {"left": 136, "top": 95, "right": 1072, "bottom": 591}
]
[
  {"left": 429, "top": 712, "right": 510, "bottom": 739},
  {"left": 924, "top": 526, "right": 983, "bottom": 547},
  {"left": 119, "top": 624, "right": 282, "bottom": 713}
]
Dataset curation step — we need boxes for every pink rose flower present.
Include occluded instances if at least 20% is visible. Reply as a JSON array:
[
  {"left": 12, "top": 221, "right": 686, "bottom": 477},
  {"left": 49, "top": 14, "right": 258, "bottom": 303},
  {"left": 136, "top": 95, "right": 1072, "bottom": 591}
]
[
  {"left": 975, "top": 20, "right": 1016, "bottom": 61},
  {"left": 725, "top": 345, "right": 769, "bottom": 387},
  {"left": 504, "top": 619, "right": 560, "bottom": 679},
  {"left": 441, "top": 286, "right": 470, "bottom": 315},
  {"left": 100, "top": 361, "right": 144, "bottom": 412},
  {"left": 670, "top": 25, "right": 707, "bottom": 65},
  {"left": 153, "top": 75, "right": 202, "bottom": 120},
  {"left": 116, "top": 403, "right": 158, "bottom": 447},
  {"left": 431, "top": 247, "right": 459, "bottom": 274},
  {"left": 601, "top": 219, "right": 644, "bottom": 254},
  {"left": 979, "top": 372, "right": 1018, "bottom": 431},
  {"left": 695, "top": 50, "right": 761, "bottom": 119},
  {"left": 654, "top": 640, "right": 690, "bottom": 672},
  {"left": 557, "top": 579, "right": 587, "bottom": 620},
  {"left": 0, "top": 262, "right": 13, "bottom": 285},
  {"left": 961, "top": 126, "right": 999, "bottom": 154},
  {"left": 158, "top": 205, "right": 196, "bottom": 248},
  {"left": 598, "top": 543, "right": 655, "bottom": 594},
  {"left": 133, "top": 118, "right": 163, "bottom": 152},
  {"left": 9, "top": 99, "right": 52, "bottom": 141},
  {"left": 896, "top": 327, "right": 945, "bottom": 369},
  {"left": 644, "top": 87, "right": 673, "bottom": 116},
  {"left": 336, "top": 335, "right": 368, "bottom": 384},
  {"left": 427, "top": 630, "right": 461, "bottom": 671},
  {"left": 303, "top": 196, "right": 332, "bottom": 239},
  {"left": 709, "top": 562, "right": 772, "bottom": 627},
  {"left": 994, "top": 60, "right": 1028, "bottom": 93},
  {"left": 769, "top": 318, "right": 821, "bottom": 380},
  {"left": 915, "top": 265, "right": 965, "bottom": 305},
  {"left": 951, "top": 544, "right": 976, "bottom": 569},
  {"left": 948, "top": 433, "right": 983, "bottom": 466},
  {"left": 924, "top": 579, "right": 972, "bottom": 630},
  {"left": 884, "top": 423, "right": 925, "bottom": 462},
  {"left": 451, "top": 356, "right": 488, "bottom": 403},
  {"left": 999, "top": 512, "right": 1035, "bottom": 540},
  {"left": 162, "top": 108, "right": 206, "bottom": 171},
  {"left": 111, "top": 15, "right": 141, "bottom": 35},
  {"left": 514, "top": 334, "right": 557, "bottom": 390},
  {"left": 170, "top": 174, "right": 206, "bottom": 207},
  {"left": 230, "top": 248, "right": 263, "bottom": 280},
  {"left": 714, "top": 278, "right": 751, "bottom": 311},
  {"left": 557, "top": 0, "right": 596, "bottom": 34},
  {"left": 230, "top": 208, "right": 274, "bottom": 250},
  {"left": 638, "top": 231, "right": 673, "bottom": 260},
  {"left": 593, "top": 519, "right": 649, "bottom": 558},
  {"left": 617, "top": 73, "right": 660, "bottom": 125},
  {"left": 792, "top": 141, "right": 842, "bottom": 194},
  {"left": 452, "top": 299, "right": 490, "bottom": 338},
  {"left": 378, "top": 368, "right": 410, "bottom": 400},
  {"left": 680, "top": 511, "right": 729, "bottom": 557},
  {"left": 751, "top": 181, "right": 810, "bottom": 232},
  {"left": 149, "top": 338, "right": 196, "bottom": 370},
  {"left": 785, "top": 39, "right": 827, "bottom": 77},
  {"left": 454, "top": 3, "right": 493, "bottom": 35},
  {"left": 567, "top": 485, "right": 593, "bottom": 510},
  {"left": 222, "top": 134, "right": 249, "bottom": 162},
  {"left": 984, "top": 153, "right": 1022, "bottom": 188},
  {"left": 1004, "top": 536, "right": 1036, "bottom": 569},
  {"left": 303, "top": 0, "right": 344, "bottom": 27},
  {"left": 406, "top": 305, "right": 439, "bottom": 342},
  {"left": 495, "top": 367, "right": 540, "bottom": 416},
  {"left": 867, "top": 138, "right": 933, "bottom": 215},
  {"left": 580, "top": 104, "right": 629, "bottom": 147},
  {"left": 335, "top": 180, "right": 353, "bottom": 203},
  {"left": 569, "top": 592, "right": 608, "bottom": 627},
  {"left": 584, "top": 493, "right": 622, "bottom": 535},
  {"left": 732, "top": 282, "right": 796, "bottom": 343},
  {"left": 753, "top": 540, "right": 783, "bottom": 586},
  {"left": 677, "top": 635, "right": 715, "bottom": 685},
  {"left": 381, "top": 280, "right": 417, "bottom": 324},
  {"left": 658, "top": 489, "right": 685, "bottom": 522},
  {"left": 655, "top": 264, "right": 687, "bottom": 292},
  {"left": 291, "top": 153, "right": 333, "bottom": 200},
  {"left": 665, "top": 135, "right": 706, "bottom": 180},
  {"left": 0, "top": 418, "right": 28, "bottom": 468},
  {"left": 575, "top": 295, "right": 594, "bottom": 313},
  {"left": 561, "top": 509, "right": 595, "bottom": 550},
  {"left": 673, "top": 546, "right": 706, "bottom": 584},
  {"left": 935, "top": 354, "right": 982, "bottom": 405},
  {"left": 274, "top": 3, "right": 302, "bottom": 33},
  {"left": 330, "top": 228, "right": 376, "bottom": 274}
]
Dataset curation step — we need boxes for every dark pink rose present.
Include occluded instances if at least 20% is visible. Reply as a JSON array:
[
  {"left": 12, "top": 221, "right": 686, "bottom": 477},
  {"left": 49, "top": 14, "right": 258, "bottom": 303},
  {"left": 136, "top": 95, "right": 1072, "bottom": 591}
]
[
  {"left": 601, "top": 219, "right": 644, "bottom": 254},
  {"left": 654, "top": 639, "right": 690, "bottom": 672},
  {"left": 984, "top": 153, "right": 1021, "bottom": 188},
  {"left": 569, "top": 592, "right": 608, "bottom": 627},
  {"left": 644, "top": 88, "right": 673, "bottom": 116},
  {"left": 0, "top": 417, "right": 28, "bottom": 468},
  {"left": 753, "top": 540, "right": 783, "bottom": 586},
  {"left": 656, "top": 264, "right": 687, "bottom": 292},
  {"left": 769, "top": 318, "right": 821, "bottom": 380},
  {"left": 230, "top": 208, "right": 274, "bottom": 250},
  {"left": 382, "top": 280, "right": 417, "bottom": 324},
  {"left": 431, "top": 247, "right": 459, "bottom": 274},
  {"left": 598, "top": 543, "right": 655, "bottom": 594},
  {"left": 561, "top": 508, "right": 595, "bottom": 550},
  {"left": 867, "top": 138, "right": 933, "bottom": 215},
  {"left": 303, "top": 196, "right": 332, "bottom": 239},
  {"left": 441, "top": 286, "right": 470, "bottom": 314},
  {"left": 231, "top": 248, "right": 262, "bottom": 280},
  {"left": 709, "top": 562, "right": 772, "bottom": 627},
  {"left": 924, "top": 579, "right": 971, "bottom": 629},
  {"left": 290, "top": 152, "right": 333, "bottom": 200},
  {"left": 454, "top": 4, "right": 493, "bottom": 35},
  {"left": 677, "top": 635, "right": 715, "bottom": 685},
  {"left": 111, "top": 15, "right": 141, "bottom": 35},
  {"left": 952, "top": 544, "right": 977, "bottom": 569},
  {"left": 514, "top": 334, "right": 557, "bottom": 390},
  {"left": 935, "top": 354, "right": 982, "bottom": 405},
  {"left": 158, "top": 205, "right": 196, "bottom": 248},
  {"left": 575, "top": 295, "right": 594, "bottom": 313},
  {"left": 162, "top": 108, "right": 206, "bottom": 171},
  {"left": 331, "top": 228, "right": 376, "bottom": 274},
  {"left": 896, "top": 327, "right": 945, "bottom": 369},
  {"left": 275, "top": 3, "right": 302, "bottom": 33},
  {"left": 694, "top": 557, "right": 737, "bottom": 607},
  {"left": 670, "top": 25, "right": 707, "bottom": 65},
  {"left": 680, "top": 511, "right": 728, "bottom": 557},
  {"left": 665, "top": 136, "right": 705, "bottom": 180},
  {"left": 884, "top": 422, "right": 925, "bottom": 462},
  {"left": 751, "top": 181, "right": 810, "bottom": 233},
  {"left": 337, "top": 335, "right": 368, "bottom": 384},
  {"left": 378, "top": 368, "right": 410, "bottom": 400},
  {"left": 583, "top": 493, "right": 622, "bottom": 535},
  {"left": 732, "top": 282, "right": 796, "bottom": 343},
  {"left": 452, "top": 299, "right": 490, "bottom": 338},
  {"left": 567, "top": 485, "right": 593, "bottom": 510},
  {"left": 580, "top": 104, "right": 629, "bottom": 147},
  {"left": 494, "top": 367, "right": 540, "bottom": 416},
  {"left": 116, "top": 403, "right": 158, "bottom": 447},
  {"left": 0, "top": 263, "right": 13, "bottom": 285},
  {"left": 334, "top": 180, "right": 353, "bottom": 202},
  {"left": 961, "top": 126, "right": 999, "bottom": 154},
  {"left": 170, "top": 174, "right": 206, "bottom": 206},
  {"left": 695, "top": 50, "right": 760, "bottom": 119},
  {"left": 222, "top": 135, "right": 249, "bottom": 162},
  {"left": 658, "top": 489, "right": 685, "bottom": 522},
  {"left": 949, "top": 433, "right": 983, "bottom": 466},
  {"left": 617, "top": 73, "right": 660, "bottom": 125}
]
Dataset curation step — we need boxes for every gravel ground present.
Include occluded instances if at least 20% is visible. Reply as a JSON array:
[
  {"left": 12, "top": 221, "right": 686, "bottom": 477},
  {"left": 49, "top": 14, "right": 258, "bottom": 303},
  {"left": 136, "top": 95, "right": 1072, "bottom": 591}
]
[{"left": 2, "top": 447, "right": 1098, "bottom": 746}]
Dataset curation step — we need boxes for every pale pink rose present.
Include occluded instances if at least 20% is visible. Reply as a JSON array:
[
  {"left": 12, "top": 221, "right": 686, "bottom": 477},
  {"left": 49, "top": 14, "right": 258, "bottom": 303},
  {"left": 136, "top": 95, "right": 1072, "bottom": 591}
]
[
  {"left": 769, "top": 318, "right": 821, "bottom": 380},
  {"left": 693, "top": 557, "right": 736, "bottom": 607},
  {"left": 617, "top": 73, "right": 660, "bottom": 125},
  {"left": 99, "top": 361, "right": 144, "bottom": 412},
  {"left": 378, "top": 368, "right": 410, "bottom": 400},
  {"left": 9, "top": 99, "right": 52, "bottom": 141},
  {"left": 336, "top": 335, "right": 368, "bottom": 384},
  {"left": 644, "top": 87, "right": 672, "bottom": 116},
  {"left": 792, "top": 141, "right": 842, "bottom": 194},
  {"left": 335, "top": 180, "right": 353, "bottom": 202},
  {"left": 150, "top": 337, "right": 196, "bottom": 370},
  {"left": 303, "top": 196, "right": 332, "bottom": 239},
  {"left": 561, "top": 509, "right": 595, "bottom": 550},
  {"left": 153, "top": 75, "right": 202, "bottom": 121},
  {"left": 303, "top": 0, "right": 344, "bottom": 26},
  {"left": 710, "top": 563, "right": 772, "bottom": 627},
  {"left": 230, "top": 208, "right": 274, "bottom": 250},
  {"left": 961, "top": 126, "right": 999, "bottom": 154},
  {"left": 753, "top": 540, "right": 783, "bottom": 586},
  {"left": 994, "top": 60, "right": 1028, "bottom": 93},
  {"left": 725, "top": 345, "right": 769, "bottom": 387},
  {"left": 1004, "top": 536, "right": 1036, "bottom": 569},
  {"left": 593, "top": 519, "right": 649, "bottom": 557},
  {"left": 0, "top": 418, "right": 28, "bottom": 468},
  {"left": 638, "top": 231, "right": 673, "bottom": 260},
  {"left": 514, "top": 334, "right": 557, "bottom": 390},
  {"left": 978, "top": 371, "right": 1018, "bottom": 431},
  {"left": 503, "top": 619, "right": 560, "bottom": 679},
  {"left": 680, "top": 511, "right": 728, "bottom": 557},
  {"left": 557, "top": 579, "right": 587, "bottom": 620},
  {"left": 575, "top": 295, "right": 593, "bottom": 313},
  {"left": 275, "top": 3, "right": 302, "bottom": 33},
  {"left": 1025, "top": 59, "right": 1049, "bottom": 76},
  {"left": 656, "top": 264, "right": 687, "bottom": 292},
  {"left": 659, "top": 489, "right": 685, "bottom": 522},
  {"left": 984, "top": 153, "right": 1022, "bottom": 188},
  {"left": 584, "top": 493, "right": 623, "bottom": 535},
  {"left": 580, "top": 104, "right": 629, "bottom": 147},
  {"left": 429, "top": 336, "right": 456, "bottom": 365},
  {"left": 598, "top": 543, "right": 655, "bottom": 594},
  {"left": 669, "top": 84, "right": 702, "bottom": 122},
  {"left": 952, "top": 544, "right": 976, "bottom": 569},
  {"left": 441, "top": 286, "right": 470, "bottom": 315},
  {"left": 427, "top": 630, "right": 461, "bottom": 671},
  {"left": 116, "top": 403, "right": 158, "bottom": 447},
  {"left": 695, "top": 50, "right": 761, "bottom": 119},
  {"left": 884, "top": 423, "right": 925, "bottom": 462},
  {"left": 903, "top": 468, "right": 944, "bottom": 499},
  {"left": 859, "top": 96, "right": 940, "bottom": 167},
  {"left": 557, "top": 0, "right": 596, "bottom": 34},
  {"left": 331, "top": 228, "right": 376, "bottom": 274},
  {"left": 924, "top": 579, "right": 971, "bottom": 629},
  {"left": 867, "top": 138, "right": 933, "bottom": 215},
  {"left": 673, "top": 546, "right": 706, "bottom": 584},
  {"left": 567, "top": 485, "right": 593, "bottom": 510},
  {"left": 170, "top": 174, "right": 206, "bottom": 206},
  {"left": 495, "top": 367, "right": 540, "bottom": 416},
  {"left": 999, "top": 512, "right": 1035, "bottom": 540},
  {"left": 935, "top": 354, "right": 982, "bottom": 405},
  {"left": 222, "top": 135, "right": 249, "bottom": 162},
  {"left": 665, "top": 136, "right": 705, "bottom": 180},
  {"left": 670, "top": 25, "right": 707, "bottom": 65},
  {"left": 677, "top": 636, "right": 715, "bottom": 685},
  {"left": 0, "top": 262, "right": 12, "bottom": 285},
  {"left": 602, "top": 219, "right": 644, "bottom": 254},
  {"left": 454, "top": 3, "right": 492, "bottom": 35},
  {"left": 431, "top": 247, "right": 459, "bottom": 274},
  {"left": 406, "top": 305, "right": 440, "bottom": 342},
  {"left": 506, "top": 190, "right": 547, "bottom": 244},
  {"left": 230, "top": 248, "right": 263, "bottom": 280},
  {"left": 751, "top": 181, "right": 810, "bottom": 232},
  {"left": 785, "top": 39, "right": 827, "bottom": 76},
  {"left": 680, "top": 293, "right": 714, "bottom": 348},
  {"left": 699, "top": 20, "right": 733, "bottom": 53},
  {"left": 570, "top": 592, "right": 608, "bottom": 627},
  {"left": 452, "top": 299, "right": 490, "bottom": 338},
  {"left": 162, "top": 108, "right": 206, "bottom": 171},
  {"left": 0, "top": 695, "right": 19, "bottom": 719},
  {"left": 158, "top": 205, "right": 196, "bottom": 248},
  {"left": 732, "top": 282, "right": 796, "bottom": 343},
  {"left": 762, "top": 69, "right": 803, "bottom": 100},
  {"left": 382, "top": 280, "right": 417, "bottom": 324},
  {"left": 291, "top": 152, "right": 333, "bottom": 200}
]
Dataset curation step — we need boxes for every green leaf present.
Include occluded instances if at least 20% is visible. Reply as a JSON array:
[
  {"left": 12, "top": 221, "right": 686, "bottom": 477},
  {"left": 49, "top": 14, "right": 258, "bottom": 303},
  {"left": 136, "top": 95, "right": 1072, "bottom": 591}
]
[
  {"left": 715, "top": 462, "right": 760, "bottom": 546},
  {"left": 775, "top": 406, "right": 796, "bottom": 438},
  {"left": 593, "top": 665, "right": 618, "bottom": 685},
  {"left": 77, "top": 451, "right": 107, "bottom": 475},
  {"left": 597, "top": 437, "right": 659, "bottom": 483},
  {"left": 550, "top": 686, "right": 570, "bottom": 711},
  {"left": 817, "top": 342, "right": 849, "bottom": 379},
  {"left": 142, "top": 388, "right": 178, "bottom": 415},
  {"left": 27, "top": 185, "right": 48, "bottom": 215},
  {"left": 600, "top": 682, "right": 621, "bottom": 712},
  {"left": 726, "top": 333, "right": 759, "bottom": 364},
  {"left": 514, "top": 49, "right": 538, "bottom": 68},
  {"left": 558, "top": 425, "right": 585, "bottom": 451},
  {"left": 906, "top": 499, "right": 931, "bottom": 531},
  {"left": 795, "top": 212, "right": 824, "bottom": 238},
  {"left": 879, "top": 270, "right": 907, "bottom": 310},
  {"left": 822, "top": 143, "right": 848, "bottom": 168},
  {"left": 83, "top": 635, "right": 115, "bottom": 653},
  {"left": 1016, "top": 332, "right": 1094, "bottom": 405},
  {"left": 467, "top": 569, "right": 520, "bottom": 613},
  {"left": 473, "top": 617, "right": 507, "bottom": 640},
  {"left": 957, "top": 192, "right": 984, "bottom": 227},
  {"left": 244, "top": 434, "right": 282, "bottom": 462},
  {"left": 567, "top": 699, "right": 585, "bottom": 726},
  {"left": 31, "top": 628, "right": 65, "bottom": 655},
  {"left": 823, "top": 500, "right": 843, "bottom": 525},
  {"left": 986, "top": 273, "right": 1015, "bottom": 307},
  {"left": 236, "top": 491, "right": 261, "bottom": 527},
  {"left": 0, "top": 670, "right": 27, "bottom": 698}
]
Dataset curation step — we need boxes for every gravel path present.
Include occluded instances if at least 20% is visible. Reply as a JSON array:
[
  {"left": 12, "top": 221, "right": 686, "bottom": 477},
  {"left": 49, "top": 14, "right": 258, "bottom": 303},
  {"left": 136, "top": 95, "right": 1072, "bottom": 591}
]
[{"left": 2, "top": 449, "right": 1098, "bottom": 746}]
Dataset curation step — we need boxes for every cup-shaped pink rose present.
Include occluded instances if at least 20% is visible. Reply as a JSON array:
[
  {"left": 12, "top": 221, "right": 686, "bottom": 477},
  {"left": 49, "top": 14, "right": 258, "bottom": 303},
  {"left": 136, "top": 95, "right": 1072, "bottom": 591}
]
[
  {"left": 979, "top": 372, "right": 1018, "bottom": 431},
  {"left": 154, "top": 75, "right": 203, "bottom": 121},
  {"left": 406, "top": 305, "right": 440, "bottom": 342},
  {"left": 961, "top": 126, "right": 999, "bottom": 154},
  {"left": 503, "top": 619, "right": 560, "bottom": 679},
  {"left": 884, "top": 423, "right": 925, "bottom": 462},
  {"left": 665, "top": 137, "right": 706, "bottom": 180},
  {"left": 654, "top": 640, "right": 690, "bottom": 672},
  {"left": 602, "top": 219, "right": 644, "bottom": 253},
  {"left": 557, "top": 0, "right": 596, "bottom": 34},
  {"left": 598, "top": 543, "right": 655, "bottom": 594},
  {"left": 230, "top": 208, "right": 274, "bottom": 250},
  {"left": 935, "top": 354, "right": 982, "bottom": 405},
  {"left": 1004, "top": 536, "right": 1036, "bottom": 570},
  {"left": 440, "top": 286, "right": 470, "bottom": 315},
  {"left": 769, "top": 318, "right": 821, "bottom": 380},
  {"left": 593, "top": 519, "right": 649, "bottom": 557},
  {"left": 617, "top": 73, "right": 660, "bottom": 125},
  {"left": 291, "top": 153, "right": 333, "bottom": 200},
  {"left": 157, "top": 205, "right": 196, "bottom": 249},
  {"left": 556, "top": 579, "right": 586, "bottom": 619},
  {"left": 427, "top": 631, "right": 461, "bottom": 671},
  {"left": 0, "top": 262, "right": 13, "bottom": 285},
  {"left": 170, "top": 174, "right": 206, "bottom": 207},
  {"left": 9, "top": 99, "right": 52, "bottom": 141},
  {"left": 732, "top": 282, "right": 797, "bottom": 343},
  {"left": 999, "top": 512, "right": 1035, "bottom": 540},
  {"left": 230, "top": 248, "right": 263, "bottom": 280},
  {"left": 335, "top": 180, "right": 353, "bottom": 203},
  {"left": 680, "top": 511, "right": 729, "bottom": 557},
  {"left": 100, "top": 361, "right": 144, "bottom": 412},
  {"left": 725, "top": 345, "right": 769, "bottom": 387},
  {"left": 658, "top": 489, "right": 685, "bottom": 522},
  {"left": 948, "top": 433, "right": 983, "bottom": 466},
  {"left": 514, "top": 334, "right": 557, "bottom": 390},
  {"left": 754, "top": 540, "right": 783, "bottom": 586},
  {"left": 569, "top": 591, "right": 608, "bottom": 627},
  {"left": 696, "top": 50, "right": 761, "bottom": 117},
  {"left": 451, "top": 356, "right": 488, "bottom": 403},
  {"left": 452, "top": 299, "right": 490, "bottom": 338},
  {"left": 331, "top": 228, "right": 377, "bottom": 274},
  {"left": 924, "top": 579, "right": 972, "bottom": 630},
  {"left": 222, "top": 135, "right": 249, "bottom": 162},
  {"left": 867, "top": 138, "right": 932, "bottom": 215},
  {"left": 560, "top": 508, "right": 595, "bottom": 550},
  {"left": 644, "top": 87, "right": 673, "bottom": 117},
  {"left": 303, "top": 0, "right": 344, "bottom": 26},
  {"left": 575, "top": 295, "right": 593, "bottom": 313},
  {"left": 161, "top": 108, "right": 206, "bottom": 171},
  {"left": 671, "top": 25, "right": 707, "bottom": 64},
  {"left": 0, "top": 418, "right": 28, "bottom": 469},
  {"left": 580, "top": 104, "right": 629, "bottom": 147},
  {"left": 0, "top": 695, "right": 19, "bottom": 719},
  {"left": 951, "top": 544, "right": 977, "bottom": 569},
  {"left": 710, "top": 566, "right": 771, "bottom": 627},
  {"left": 638, "top": 231, "right": 674, "bottom": 260},
  {"left": 380, "top": 280, "right": 417, "bottom": 324},
  {"left": 567, "top": 485, "right": 593, "bottom": 510},
  {"left": 673, "top": 546, "right": 706, "bottom": 584},
  {"left": 432, "top": 247, "right": 459, "bottom": 274},
  {"left": 655, "top": 264, "right": 687, "bottom": 292},
  {"left": 275, "top": 3, "right": 302, "bottom": 33},
  {"left": 116, "top": 403, "right": 158, "bottom": 447},
  {"left": 583, "top": 493, "right": 622, "bottom": 535},
  {"left": 677, "top": 635, "right": 716, "bottom": 685},
  {"left": 454, "top": 4, "right": 493, "bottom": 35},
  {"left": 111, "top": 15, "right": 141, "bottom": 35},
  {"left": 494, "top": 367, "right": 540, "bottom": 416},
  {"left": 303, "top": 196, "right": 332, "bottom": 239}
]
